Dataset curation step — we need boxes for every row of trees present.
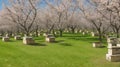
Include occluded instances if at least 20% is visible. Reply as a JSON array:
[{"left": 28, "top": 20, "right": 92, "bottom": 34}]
[{"left": 0, "top": 0, "right": 120, "bottom": 42}]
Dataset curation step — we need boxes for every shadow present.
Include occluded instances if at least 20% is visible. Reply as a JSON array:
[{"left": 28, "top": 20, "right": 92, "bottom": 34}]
[
  {"left": 62, "top": 35, "right": 89, "bottom": 38},
  {"left": 68, "top": 37, "right": 81, "bottom": 40},
  {"left": 100, "top": 46, "right": 106, "bottom": 48},
  {"left": 69, "top": 37, "right": 98, "bottom": 40},
  {"left": 37, "top": 40, "right": 45, "bottom": 42},
  {"left": 59, "top": 42, "right": 72, "bottom": 46},
  {"left": 29, "top": 43, "right": 47, "bottom": 46},
  {"left": 15, "top": 39, "right": 22, "bottom": 41},
  {"left": 95, "top": 46, "right": 106, "bottom": 48},
  {"left": 35, "top": 38, "right": 44, "bottom": 40},
  {"left": 54, "top": 40, "right": 64, "bottom": 43},
  {"left": 8, "top": 40, "right": 16, "bottom": 42},
  {"left": 62, "top": 36, "right": 80, "bottom": 37}
]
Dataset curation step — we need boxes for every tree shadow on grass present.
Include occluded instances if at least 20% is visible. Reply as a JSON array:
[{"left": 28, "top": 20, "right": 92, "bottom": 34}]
[
  {"left": 37, "top": 40, "right": 45, "bottom": 42},
  {"left": 68, "top": 37, "right": 100, "bottom": 42},
  {"left": 100, "top": 46, "right": 106, "bottom": 48},
  {"left": 68, "top": 37, "right": 81, "bottom": 40},
  {"left": 8, "top": 40, "right": 16, "bottom": 42},
  {"left": 34, "top": 38, "right": 44, "bottom": 40},
  {"left": 54, "top": 40, "right": 65, "bottom": 43},
  {"left": 62, "top": 35, "right": 88, "bottom": 38},
  {"left": 59, "top": 42, "right": 72, "bottom": 46},
  {"left": 29, "top": 43, "right": 47, "bottom": 46},
  {"left": 94, "top": 46, "right": 106, "bottom": 48}
]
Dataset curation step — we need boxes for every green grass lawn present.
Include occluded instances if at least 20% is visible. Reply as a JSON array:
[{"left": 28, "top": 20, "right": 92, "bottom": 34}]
[{"left": 0, "top": 33, "right": 120, "bottom": 67}]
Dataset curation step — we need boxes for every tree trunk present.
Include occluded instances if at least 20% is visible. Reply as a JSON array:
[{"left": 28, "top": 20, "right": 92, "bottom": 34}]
[
  {"left": 59, "top": 29, "right": 63, "bottom": 37},
  {"left": 99, "top": 33, "right": 102, "bottom": 42},
  {"left": 35, "top": 26, "right": 39, "bottom": 37},
  {"left": 0, "top": 31, "right": 4, "bottom": 36},
  {"left": 116, "top": 30, "right": 119, "bottom": 38},
  {"left": 71, "top": 27, "right": 75, "bottom": 34},
  {"left": 52, "top": 30, "right": 56, "bottom": 37},
  {"left": 26, "top": 31, "right": 30, "bottom": 36},
  {"left": 35, "top": 30, "right": 38, "bottom": 37},
  {"left": 98, "top": 30, "right": 102, "bottom": 42}
]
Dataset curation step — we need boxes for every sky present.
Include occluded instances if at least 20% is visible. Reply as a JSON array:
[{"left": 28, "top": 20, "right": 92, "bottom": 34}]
[
  {"left": 0, "top": 0, "right": 2, "bottom": 10},
  {"left": 0, "top": 0, "right": 89, "bottom": 10},
  {"left": 0, "top": 0, "right": 46, "bottom": 10}
]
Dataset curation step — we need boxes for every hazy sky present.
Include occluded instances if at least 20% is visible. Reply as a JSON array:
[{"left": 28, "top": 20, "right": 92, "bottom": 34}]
[
  {"left": 0, "top": 0, "right": 89, "bottom": 10},
  {"left": 0, "top": 0, "right": 2, "bottom": 10},
  {"left": 0, "top": 0, "right": 47, "bottom": 10}
]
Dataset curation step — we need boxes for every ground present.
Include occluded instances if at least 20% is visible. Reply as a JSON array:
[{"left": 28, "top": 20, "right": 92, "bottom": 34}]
[{"left": 0, "top": 33, "right": 120, "bottom": 67}]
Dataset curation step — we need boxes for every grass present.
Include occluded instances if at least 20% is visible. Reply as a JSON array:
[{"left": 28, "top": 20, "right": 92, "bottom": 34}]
[{"left": 0, "top": 33, "right": 120, "bottom": 67}]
